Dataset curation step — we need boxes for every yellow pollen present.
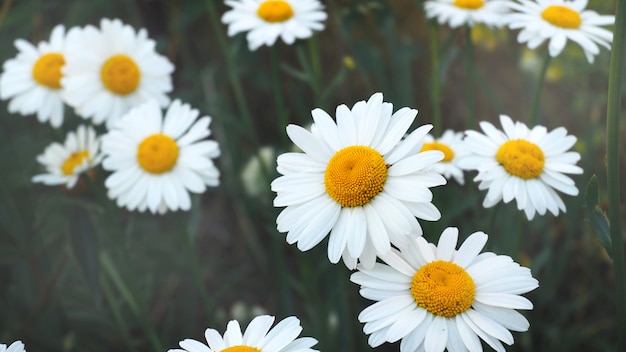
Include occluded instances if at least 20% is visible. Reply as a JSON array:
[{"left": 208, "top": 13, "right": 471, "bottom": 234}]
[
  {"left": 61, "top": 150, "right": 90, "bottom": 176},
  {"left": 32, "top": 53, "right": 65, "bottom": 89},
  {"left": 421, "top": 142, "right": 455, "bottom": 162},
  {"left": 257, "top": 0, "right": 295, "bottom": 22},
  {"left": 137, "top": 134, "right": 179, "bottom": 174},
  {"left": 100, "top": 54, "right": 141, "bottom": 95},
  {"left": 453, "top": 0, "right": 484, "bottom": 10},
  {"left": 221, "top": 346, "right": 261, "bottom": 352},
  {"left": 411, "top": 260, "right": 476, "bottom": 318},
  {"left": 496, "top": 139, "right": 545, "bottom": 179},
  {"left": 541, "top": 5, "right": 582, "bottom": 29},
  {"left": 324, "top": 146, "right": 387, "bottom": 208}
]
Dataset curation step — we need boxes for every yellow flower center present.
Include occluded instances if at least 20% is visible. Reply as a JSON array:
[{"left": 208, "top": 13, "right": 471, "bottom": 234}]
[
  {"left": 257, "top": 0, "right": 295, "bottom": 22},
  {"left": 420, "top": 142, "right": 455, "bottom": 162},
  {"left": 100, "top": 54, "right": 141, "bottom": 95},
  {"left": 61, "top": 150, "right": 90, "bottom": 176},
  {"left": 137, "top": 134, "right": 179, "bottom": 174},
  {"left": 32, "top": 53, "right": 65, "bottom": 89},
  {"left": 221, "top": 347, "right": 261, "bottom": 352},
  {"left": 411, "top": 260, "right": 476, "bottom": 318},
  {"left": 496, "top": 139, "right": 545, "bottom": 179},
  {"left": 541, "top": 5, "right": 582, "bottom": 29},
  {"left": 324, "top": 146, "right": 388, "bottom": 208},
  {"left": 453, "top": 0, "right": 484, "bottom": 10}
]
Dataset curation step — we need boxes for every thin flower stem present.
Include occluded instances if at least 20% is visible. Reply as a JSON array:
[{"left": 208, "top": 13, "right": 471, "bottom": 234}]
[
  {"left": 427, "top": 19, "right": 442, "bottom": 135},
  {"left": 308, "top": 37, "right": 322, "bottom": 94},
  {"left": 271, "top": 45, "right": 289, "bottom": 148},
  {"left": 529, "top": 51, "right": 552, "bottom": 126},
  {"left": 605, "top": 0, "right": 626, "bottom": 349},
  {"left": 181, "top": 215, "right": 215, "bottom": 319},
  {"left": 464, "top": 25, "right": 475, "bottom": 129},
  {"left": 100, "top": 252, "right": 163, "bottom": 352},
  {"left": 100, "top": 275, "right": 139, "bottom": 352}
]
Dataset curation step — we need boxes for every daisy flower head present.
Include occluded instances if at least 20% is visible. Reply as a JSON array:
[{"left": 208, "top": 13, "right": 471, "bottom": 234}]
[
  {"left": 505, "top": 0, "right": 614, "bottom": 63},
  {"left": 0, "top": 24, "right": 68, "bottom": 127},
  {"left": 351, "top": 227, "right": 539, "bottom": 352},
  {"left": 221, "top": 0, "right": 327, "bottom": 51},
  {"left": 32, "top": 125, "right": 102, "bottom": 189},
  {"left": 459, "top": 114, "right": 582, "bottom": 220},
  {"left": 419, "top": 129, "right": 468, "bottom": 185},
  {"left": 271, "top": 92, "right": 447, "bottom": 270},
  {"left": 0, "top": 341, "right": 26, "bottom": 352},
  {"left": 423, "top": 0, "right": 510, "bottom": 28},
  {"left": 62, "top": 18, "right": 174, "bottom": 127},
  {"left": 168, "top": 315, "right": 318, "bottom": 352},
  {"left": 101, "top": 99, "right": 220, "bottom": 214}
]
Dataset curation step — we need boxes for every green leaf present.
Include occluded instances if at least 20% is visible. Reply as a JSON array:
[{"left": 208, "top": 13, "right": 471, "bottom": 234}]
[{"left": 585, "top": 175, "right": 612, "bottom": 257}]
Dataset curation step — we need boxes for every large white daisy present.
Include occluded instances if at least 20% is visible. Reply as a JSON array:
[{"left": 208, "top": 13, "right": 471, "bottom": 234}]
[
  {"left": 32, "top": 125, "right": 102, "bottom": 189},
  {"left": 419, "top": 129, "right": 468, "bottom": 185},
  {"left": 351, "top": 227, "right": 539, "bottom": 352},
  {"left": 423, "top": 0, "right": 510, "bottom": 28},
  {"left": 459, "top": 114, "right": 582, "bottom": 220},
  {"left": 505, "top": 0, "right": 614, "bottom": 63},
  {"left": 222, "top": 0, "right": 327, "bottom": 51},
  {"left": 0, "top": 25, "right": 68, "bottom": 127},
  {"left": 168, "top": 315, "right": 318, "bottom": 352},
  {"left": 0, "top": 341, "right": 26, "bottom": 352},
  {"left": 62, "top": 18, "right": 174, "bottom": 128},
  {"left": 101, "top": 99, "right": 220, "bottom": 214},
  {"left": 271, "top": 92, "right": 447, "bottom": 269}
]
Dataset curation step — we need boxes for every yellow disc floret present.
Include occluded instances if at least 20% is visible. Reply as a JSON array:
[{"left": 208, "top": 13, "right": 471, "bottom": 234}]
[
  {"left": 420, "top": 142, "right": 455, "bottom": 162},
  {"left": 496, "top": 139, "right": 545, "bottom": 179},
  {"left": 100, "top": 54, "right": 141, "bottom": 95},
  {"left": 257, "top": 0, "right": 295, "bottom": 22},
  {"left": 541, "top": 5, "right": 582, "bottom": 29},
  {"left": 221, "top": 346, "right": 261, "bottom": 352},
  {"left": 411, "top": 260, "right": 476, "bottom": 318},
  {"left": 324, "top": 146, "right": 388, "bottom": 208},
  {"left": 453, "top": 0, "right": 484, "bottom": 10},
  {"left": 137, "top": 134, "right": 179, "bottom": 174},
  {"left": 61, "top": 150, "right": 90, "bottom": 175},
  {"left": 32, "top": 53, "right": 65, "bottom": 89}
]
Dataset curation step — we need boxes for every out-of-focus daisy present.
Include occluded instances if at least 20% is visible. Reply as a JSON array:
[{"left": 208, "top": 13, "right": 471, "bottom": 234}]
[
  {"left": 0, "top": 341, "right": 26, "bottom": 352},
  {"left": 222, "top": 0, "right": 327, "bottom": 51},
  {"left": 168, "top": 315, "right": 318, "bottom": 352},
  {"left": 505, "top": 0, "right": 614, "bottom": 63},
  {"left": 351, "top": 227, "right": 538, "bottom": 351},
  {"left": 271, "top": 92, "right": 446, "bottom": 269},
  {"left": 419, "top": 129, "right": 468, "bottom": 185},
  {"left": 0, "top": 25, "right": 68, "bottom": 127},
  {"left": 424, "top": 0, "right": 510, "bottom": 28},
  {"left": 459, "top": 114, "right": 582, "bottom": 220},
  {"left": 101, "top": 99, "right": 220, "bottom": 214},
  {"left": 241, "top": 145, "right": 276, "bottom": 198},
  {"left": 62, "top": 18, "right": 174, "bottom": 127},
  {"left": 32, "top": 125, "right": 102, "bottom": 189}
]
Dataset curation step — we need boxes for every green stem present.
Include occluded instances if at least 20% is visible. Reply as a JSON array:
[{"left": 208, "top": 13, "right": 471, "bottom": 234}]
[
  {"left": 183, "top": 221, "right": 215, "bottom": 318},
  {"left": 606, "top": 0, "right": 626, "bottom": 349},
  {"left": 529, "top": 51, "right": 552, "bottom": 126},
  {"left": 464, "top": 25, "right": 475, "bottom": 129},
  {"left": 271, "top": 45, "right": 289, "bottom": 148},
  {"left": 100, "top": 252, "right": 163, "bottom": 352},
  {"left": 100, "top": 274, "right": 139, "bottom": 352},
  {"left": 427, "top": 19, "right": 442, "bottom": 135}
]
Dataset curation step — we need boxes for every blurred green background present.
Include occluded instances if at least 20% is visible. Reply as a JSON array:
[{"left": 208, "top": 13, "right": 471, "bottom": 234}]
[{"left": 0, "top": 0, "right": 622, "bottom": 351}]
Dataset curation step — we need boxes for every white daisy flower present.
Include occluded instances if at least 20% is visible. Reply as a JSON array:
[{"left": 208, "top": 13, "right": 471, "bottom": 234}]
[
  {"left": 505, "top": 0, "right": 614, "bottom": 63},
  {"left": 423, "top": 0, "right": 510, "bottom": 28},
  {"left": 351, "top": 227, "right": 539, "bottom": 352},
  {"left": 101, "top": 99, "right": 220, "bottom": 214},
  {"left": 459, "top": 114, "right": 582, "bottom": 220},
  {"left": 271, "top": 92, "right": 447, "bottom": 270},
  {"left": 32, "top": 125, "right": 102, "bottom": 189},
  {"left": 419, "top": 129, "right": 468, "bottom": 185},
  {"left": 222, "top": 0, "right": 327, "bottom": 51},
  {"left": 0, "top": 341, "right": 26, "bottom": 352},
  {"left": 62, "top": 18, "right": 174, "bottom": 128},
  {"left": 0, "top": 24, "right": 68, "bottom": 127},
  {"left": 168, "top": 315, "right": 318, "bottom": 352}
]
